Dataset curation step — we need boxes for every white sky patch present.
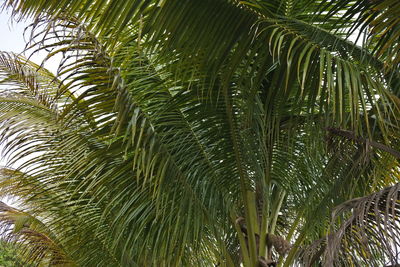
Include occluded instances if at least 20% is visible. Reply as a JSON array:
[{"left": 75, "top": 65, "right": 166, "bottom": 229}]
[
  {"left": 0, "top": 10, "right": 60, "bottom": 73},
  {"left": 0, "top": 10, "right": 27, "bottom": 53}
]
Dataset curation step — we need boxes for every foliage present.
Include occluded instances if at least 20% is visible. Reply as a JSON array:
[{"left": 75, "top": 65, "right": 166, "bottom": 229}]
[
  {"left": 0, "top": 240, "right": 26, "bottom": 267},
  {"left": 0, "top": 0, "right": 398, "bottom": 266}
]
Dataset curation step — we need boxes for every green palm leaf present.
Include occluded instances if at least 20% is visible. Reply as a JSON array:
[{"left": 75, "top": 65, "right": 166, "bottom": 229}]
[{"left": 0, "top": 0, "right": 398, "bottom": 266}]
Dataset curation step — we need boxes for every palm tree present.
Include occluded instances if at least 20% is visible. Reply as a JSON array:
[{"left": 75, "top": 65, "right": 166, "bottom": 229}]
[{"left": 0, "top": 0, "right": 399, "bottom": 266}]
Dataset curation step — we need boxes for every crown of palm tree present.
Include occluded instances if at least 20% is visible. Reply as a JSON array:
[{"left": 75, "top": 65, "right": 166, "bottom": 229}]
[{"left": 0, "top": 0, "right": 399, "bottom": 266}]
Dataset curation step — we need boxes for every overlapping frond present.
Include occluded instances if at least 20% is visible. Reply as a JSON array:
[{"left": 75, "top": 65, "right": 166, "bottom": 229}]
[
  {"left": 0, "top": 17, "right": 241, "bottom": 266},
  {"left": 0, "top": 0, "right": 399, "bottom": 266}
]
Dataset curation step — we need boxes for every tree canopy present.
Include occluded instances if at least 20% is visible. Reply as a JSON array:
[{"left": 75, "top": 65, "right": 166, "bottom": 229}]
[
  {"left": 0, "top": 0, "right": 399, "bottom": 266},
  {"left": 0, "top": 240, "right": 26, "bottom": 267}
]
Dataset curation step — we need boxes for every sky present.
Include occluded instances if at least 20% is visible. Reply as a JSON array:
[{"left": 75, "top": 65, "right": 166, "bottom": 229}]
[
  {"left": 0, "top": 10, "right": 28, "bottom": 53},
  {"left": 0, "top": 11, "right": 31, "bottom": 205},
  {"left": 0, "top": 10, "right": 60, "bottom": 72}
]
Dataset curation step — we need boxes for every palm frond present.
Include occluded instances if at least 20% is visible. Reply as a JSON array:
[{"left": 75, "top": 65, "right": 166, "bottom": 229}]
[
  {"left": 0, "top": 1, "right": 399, "bottom": 266},
  {"left": 0, "top": 200, "right": 73, "bottom": 266}
]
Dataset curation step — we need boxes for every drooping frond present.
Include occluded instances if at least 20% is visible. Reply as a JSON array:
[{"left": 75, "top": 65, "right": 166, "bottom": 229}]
[
  {"left": 0, "top": 199, "right": 73, "bottom": 266},
  {"left": 4, "top": 0, "right": 398, "bottom": 135},
  {"left": 299, "top": 131, "right": 400, "bottom": 266},
  {"left": 0, "top": 17, "right": 241, "bottom": 266},
  {"left": 306, "top": 180, "right": 400, "bottom": 266}
]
